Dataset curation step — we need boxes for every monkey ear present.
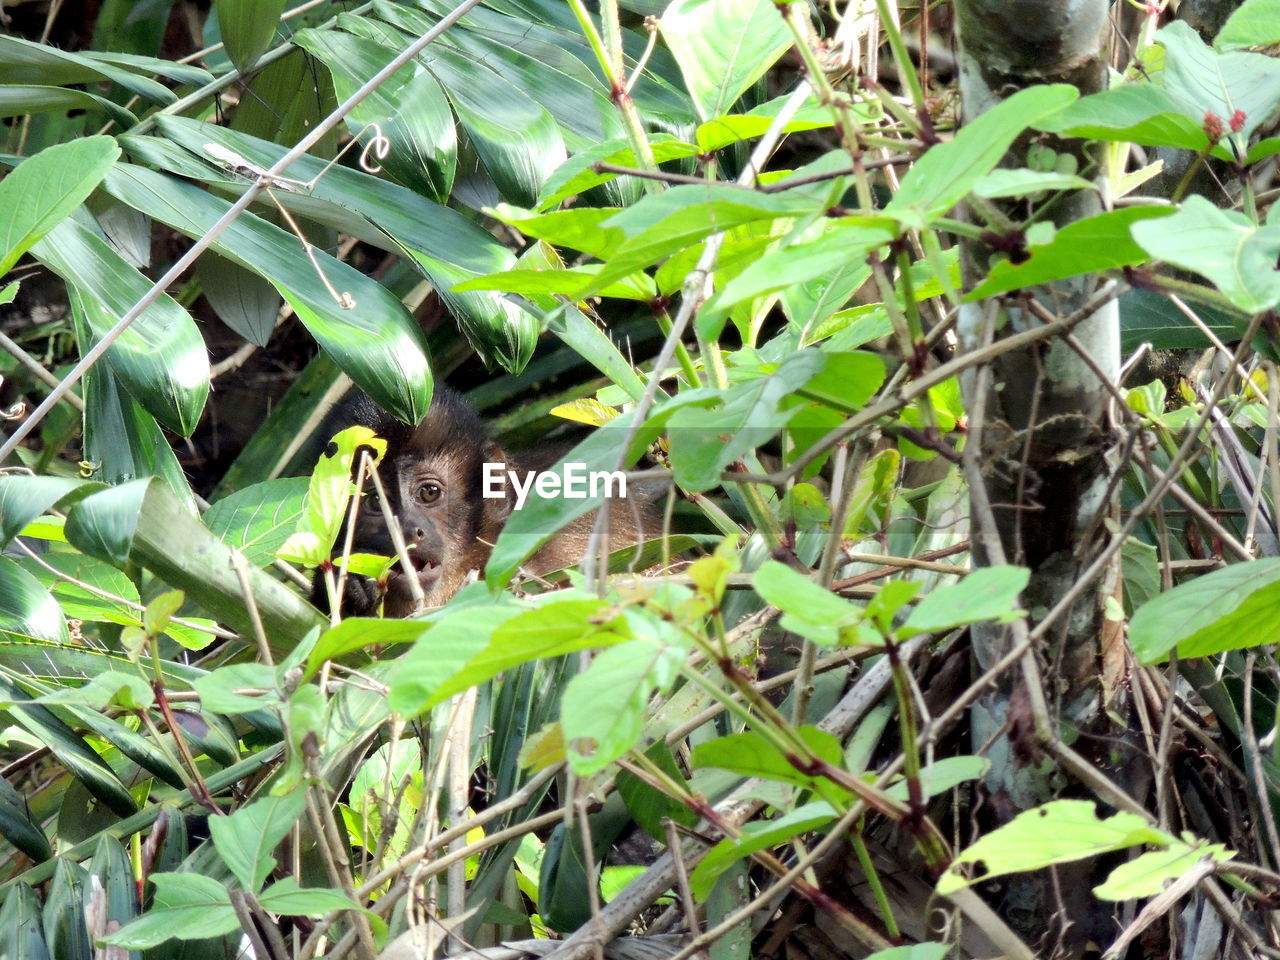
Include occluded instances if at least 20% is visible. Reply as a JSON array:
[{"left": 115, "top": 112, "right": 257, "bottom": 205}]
[{"left": 481, "top": 441, "right": 514, "bottom": 523}]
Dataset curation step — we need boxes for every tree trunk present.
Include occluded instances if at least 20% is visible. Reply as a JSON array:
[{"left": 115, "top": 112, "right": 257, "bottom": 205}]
[{"left": 954, "top": 1, "right": 1123, "bottom": 951}]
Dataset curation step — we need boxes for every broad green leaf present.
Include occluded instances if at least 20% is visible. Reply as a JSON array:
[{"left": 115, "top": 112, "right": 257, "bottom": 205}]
[
  {"left": 884, "top": 756, "right": 990, "bottom": 803},
  {"left": 151, "top": 117, "right": 534, "bottom": 374},
  {"left": 64, "top": 479, "right": 325, "bottom": 656},
  {"left": 937, "top": 799, "right": 1170, "bottom": 895},
  {"left": 258, "top": 878, "right": 371, "bottom": 918},
  {"left": 967, "top": 208, "right": 1173, "bottom": 300},
  {"left": 865, "top": 947, "right": 952, "bottom": 960},
  {"left": 216, "top": 0, "right": 286, "bottom": 73},
  {"left": 291, "top": 28, "right": 456, "bottom": 201},
  {"left": 690, "top": 802, "right": 837, "bottom": 901},
  {"left": 971, "top": 168, "right": 1096, "bottom": 198},
  {"left": 1128, "top": 557, "right": 1280, "bottom": 663},
  {"left": 424, "top": 43, "right": 566, "bottom": 207},
  {"left": 1218, "top": 0, "right": 1280, "bottom": 50},
  {"left": 593, "top": 184, "right": 825, "bottom": 291},
  {"left": 1158, "top": 21, "right": 1280, "bottom": 148},
  {"left": 305, "top": 618, "right": 427, "bottom": 679},
  {"left": 667, "top": 351, "right": 827, "bottom": 491},
  {"left": 277, "top": 426, "right": 385, "bottom": 568},
  {"left": 0, "top": 136, "right": 119, "bottom": 277},
  {"left": 205, "top": 477, "right": 309, "bottom": 568},
  {"left": 387, "top": 603, "right": 522, "bottom": 718},
  {"left": 0, "top": 557, "right": 69, "bottom": 643},
  {"left": 424, "top": 596, "right": 630, "bottom": 707},
  {"left": 698, "top": 219, "right": 895, "bottom": 338},
  {"left": 0, "top": 778, "right": 52, "bottom": 863},
  {"left": 87, "top": 835, "right": 137, "bottom": 946},
  {"left": 1093, "top": 839, "right": 1233, "bottom": 900},
  {"left": 662, "top": 0, "right": 792, "bottom": 121},
  {"left": 537, "top": 137, "right": 699, "bottom": 211},
  {"left": 34, "top": 216, "right": 210, "bottom": 435},
  {"left": 800, "top": 351, "right": 887, "bottom": 413},
  {"left": 900, "top": 566, "right": 1029, "bottom": 638},
  {"left": 0, "top": 884, "right": 48, "bottom": 960},
  {"left": 209, "top": 791, "right": 307, "bottom": 892},
  {"left": 43, "top": 859, "right": 89, "bottom": 960},
  {"left": 195, "top": 251, "right": 280, "bottom": 347},
  {"left": 0, "top": 675, "right": 136, "bottom": 816},
  {"left": 101, "top": 873, "right": 238, "bottom": 948},
  {"left": 751, "top": 561, "right": 863, "bottom": 647},
  {"left": 78, "top": 357, "right": 196, "bottom": 510},
  {"left": 102, "top": 163, "right": 433, "bottom": 424},
  {"left": 0, "top": 35, "right": 173, "bottom": 105},
  {"left": 691, "top": 726, "right": 847, "bottom": 803},
  {"left": 888, "top": 85, "right": 1079, "bottom": 228},
  {"left": 561, "top": 634, "right": 686, "bottom": 774},
  {"left": 193, "top": 662, "right": 277, "bottom": 715},
  {"left": 616, "top": 741, "right": 697, "bottom": 842},
  {"left": 1119, "top": 288, "right": 1238, "bottom": 352},
  {"left": 1036, "top": 83, "right": 1208, "bottom": 151},
  {"left": 37, "top": 671, "right": 153, "bottom": 711},
  {"left": 0, "top": 84, "right": 136, "bottom": 127},
  {"left": 0, "top": 475, "right": 95, "bottom": 548},
  {"left": 1132, "top": 196, "right": 1280, "bottom": 313}
]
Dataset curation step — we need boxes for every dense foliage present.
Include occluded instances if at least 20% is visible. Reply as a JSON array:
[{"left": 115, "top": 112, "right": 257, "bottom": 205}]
[{"left": 3, "top": 0, "right": 1280, "bottom": 957}]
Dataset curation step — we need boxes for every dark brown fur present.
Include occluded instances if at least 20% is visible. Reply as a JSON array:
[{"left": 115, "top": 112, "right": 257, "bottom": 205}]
[{"left": 312, "top": 387, "right": 659, "bottom": 617}]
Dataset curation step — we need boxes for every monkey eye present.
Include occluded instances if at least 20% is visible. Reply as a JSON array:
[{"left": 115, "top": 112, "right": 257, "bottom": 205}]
[{"left": 416, "top": 482, "right": 443, "bottom": 504}]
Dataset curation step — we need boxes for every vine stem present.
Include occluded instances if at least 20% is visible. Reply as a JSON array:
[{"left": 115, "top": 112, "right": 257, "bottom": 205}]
[{"left": 0, "top": 0, "right": 484, "bottom": 466}]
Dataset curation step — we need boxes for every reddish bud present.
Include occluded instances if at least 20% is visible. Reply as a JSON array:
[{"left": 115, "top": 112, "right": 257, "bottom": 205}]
[
  {"left": 1203, "top": 111, "right": 1224, "bottom": 140},
  {"left": 1231, "top": 109, "right": 1247, "bottom": 132}
]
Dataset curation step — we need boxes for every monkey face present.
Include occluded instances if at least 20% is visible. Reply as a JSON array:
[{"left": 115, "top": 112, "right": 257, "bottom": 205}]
[{"left": 351, "top": 443, "right": 509, "bottom": 616}]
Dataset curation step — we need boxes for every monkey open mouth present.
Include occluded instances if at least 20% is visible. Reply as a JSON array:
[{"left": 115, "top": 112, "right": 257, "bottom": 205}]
[{"left": 397, "top": 551, "right": 442, "bottom": 585}]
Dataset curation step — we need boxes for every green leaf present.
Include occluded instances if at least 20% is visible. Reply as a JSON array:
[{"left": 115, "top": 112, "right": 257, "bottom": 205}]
[
  {"left": 661, "top": 0, "right": 793, "bottom": 121},
  {"left": 752, "top": 561, "right": 863, "bottom": 647},
  {"left": 698, "top": 219, "right": 895, "bottom": 338},
  {"left": 561, "top": 635, "right": 687, "bottom": 774},
  {"left": 1128, "top": 557, "right": 1280, "bottom": 663},
  {"left": 900, "top": 566, "right": 1029, "bottom": 638},
  {"left": 0, "top": 883, "right": 49, "bottom": 960},
  {"left": 0, "top": 675, "right": 137, "bottom": 817},
  {"left": 1132, "top": 196, "right": 1280, "bottom": 313},
  {"left": 690, "top": 802, "right": 837, "bottom": 900},
  {"left": 667, "top": 351, "right": 828, "bottom": 491},
  {"left": 102, "top": 163, "right": 433, "bottom": 424},
  {"left": 291, "top": 28, "right": 456, "bottom": 201},
  {"left": 1119, "top": 288, "right": 1237, "bottom": 352},
  {"left": 216, "top": 0, "right": 286, "bottom": 73},
  {"left": 0, "top": 475, "right": 96, "bottom": 549},
  {"left": 1094, "top": 839, "right": 1233, "bottom": 900},
  {"left": 967, "top": 208, "right": 1174, "bottom": 301},
  {"left": 64, "top": 479, "right": 325, "bottom": 657},
  {"left": 33, "top": 216, "right": 210, "bottom": 435},
  {"left": 936, "top": 799, "right": 1170, "bottom": 895},
  {"left": 305, "top": 617, "right": 426, "bottom": 680},
  {"left": 864, "top": 946, "right": 952, "bottom": 960},
  {"left": 258, "top": 878, "right": 371, "bottom": 919},
  {"left": 971, "top": 168, "right": 1096, "bottom": 198},
  {"left": 101, "top": 874, "right": 238, "bottom": 948},
  {"left": 0, "top": 35, "right": 174, "bottom": 106},
  {"left": 0, "top": 557, "right": 68, "bottom": 643},
  {"left": 277, "top": 425, "right": 385, "bottom": 568},
  {"left": 0, "top": 136, "right": 120, "bottom": 277},
  {"left": 193, "top": 662, "right": 277, "bottom": 715},
  {"left": 37, "top": 670, "right": 153, "bottom": 711},
  {"left": 388, "top": 604, "right": 520, "bottom": 717},
  {"left": 0, "top": 777, "right": 52, "bottom": 863},
  {"left": 150, "top": 116, "right": 533, "bottom": 375},
  {"left": 0, "top": 84, "right": 136, "bottom": 127},
  {"left": 204, "top": 477, "right": 309, "bottom": 567},
  {"left": 195, "top": 251, "right": 280, "bottom": 347},
  {"left": 209, "top": 791, "right": 307, "bottom": 892},
  {"left": 1218, "top": 0, "right": 1280, "bottom": 51},
  {"left": 424, "top": 596, "right": 631, "bottom": 708},
  {"left": 887, "top": 85, "right": 1078, "bottom": 228},
  {"left": 1036, "top": 83, "right": 1208, "bottom": 151},
  {"left": 43, "top": 858, "right": 89, "bottom": 960}
]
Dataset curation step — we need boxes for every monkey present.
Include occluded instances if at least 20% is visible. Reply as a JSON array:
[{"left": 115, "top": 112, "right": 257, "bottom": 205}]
[{"left": 310, "top": 386, "right": 661, "bottom": 617}]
